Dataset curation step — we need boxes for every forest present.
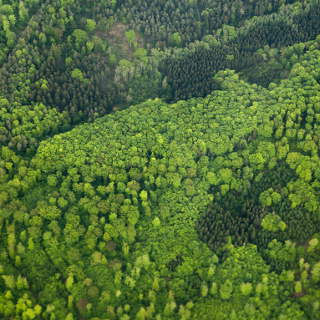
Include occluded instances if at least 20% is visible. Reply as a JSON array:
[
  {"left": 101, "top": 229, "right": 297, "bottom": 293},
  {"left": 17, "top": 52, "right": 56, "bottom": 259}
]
[{"left": 0, "top": 0, "right": 320, "bottom": 319}]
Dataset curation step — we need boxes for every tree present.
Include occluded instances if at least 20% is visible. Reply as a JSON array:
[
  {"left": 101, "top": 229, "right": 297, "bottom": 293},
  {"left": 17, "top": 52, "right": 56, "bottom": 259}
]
[
  {"left": 125, "top": 30, "right": 136, "bottom": 48},
  {"left": 72, "top": 29, "right": 88, "bottom": 45},
  {"left": 261, "top": 214, "right": 286, "bottom": 232},
  {"left": 169, "top": 32, "right": 182, "bottom": 47},
  {"left": 86, "top": 19, "right": 96, "bottom": 33},
  {"left": 219, "top": 280, "right": 233, "bottom": 300},
  {"left": 133, "top": 48, "right": 147, "bottom": 62},
  {"left": 240, "top": 282, "right": 252, "bottom": 296},
  {"left": 71, "top": 68, "right": 85, "bottom": 82}
]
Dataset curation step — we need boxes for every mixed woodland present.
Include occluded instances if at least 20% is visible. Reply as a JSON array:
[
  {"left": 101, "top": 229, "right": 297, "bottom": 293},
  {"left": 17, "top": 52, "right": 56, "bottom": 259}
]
[{"left": 0, "top": 0, "right": 320, "bottom": 319}]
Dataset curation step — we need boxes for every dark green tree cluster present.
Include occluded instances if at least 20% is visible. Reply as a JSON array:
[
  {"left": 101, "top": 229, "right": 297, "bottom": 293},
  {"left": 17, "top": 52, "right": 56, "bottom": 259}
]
[
  {"left": 198, "top": 161, "right": 319, "bottom": 251},
  {"left": 117, "top": 0, "right": 289, "bottom": 47},
  {"left": 241, "top": 41, "right": 308, "bottom": 86},
  {"left": 160, "top": 0, "right": 320, "bottom": 101}
]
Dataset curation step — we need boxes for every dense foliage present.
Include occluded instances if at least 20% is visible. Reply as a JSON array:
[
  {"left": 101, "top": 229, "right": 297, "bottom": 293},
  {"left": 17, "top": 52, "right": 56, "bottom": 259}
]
[
  {"left": 117, "top": 0, "right": 293, "bottom": 47},
  {"left": 1, "top": 0, "right": 320, "bottom": 319},
  {"left": 160, "top": 0, "right": 320, "bottom": 100},
  {"left": 1, "top": 32, "right": 320, "bottom": 318},
  {"left": 1, "top": 0, "right": 320, "bottom": 124}
]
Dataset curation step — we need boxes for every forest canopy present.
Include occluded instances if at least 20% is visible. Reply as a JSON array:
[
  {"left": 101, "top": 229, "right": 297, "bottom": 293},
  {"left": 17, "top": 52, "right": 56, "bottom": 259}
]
[{"left": 0, "top": 0, "right": 320, "bottom": 319}]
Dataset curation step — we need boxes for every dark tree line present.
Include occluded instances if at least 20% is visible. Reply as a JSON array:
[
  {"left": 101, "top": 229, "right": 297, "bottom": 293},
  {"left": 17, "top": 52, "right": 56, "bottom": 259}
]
[{"left": 160, "top": 0, "right": 320, "bottom": 101}]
